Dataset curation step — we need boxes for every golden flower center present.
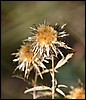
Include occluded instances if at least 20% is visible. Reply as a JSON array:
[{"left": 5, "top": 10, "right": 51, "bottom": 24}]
[
  {"left": 19, "top": 44, "right": 34, "bottom": 63},
  {"left": 37, "top": 25, "right": 57, "bottom": 46}
]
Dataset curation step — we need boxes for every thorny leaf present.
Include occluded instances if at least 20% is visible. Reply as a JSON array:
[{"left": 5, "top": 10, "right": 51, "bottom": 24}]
[
  {"left": 58, "top": 85, "right": 67, "bottom": 88},
  {"left": 24, "top": 86, "right": 51, "bottom": 94},
  {"left": 41, "top": 69, "right": 50, "bottom": 74},
  {"left": 56, "top": 88, "right": 65, "bottom": 96},
  {"left": 55, "top": 53, "right": 73, "bottom": 70}
]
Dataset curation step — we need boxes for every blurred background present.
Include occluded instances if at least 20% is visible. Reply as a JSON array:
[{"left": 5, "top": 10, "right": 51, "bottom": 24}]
[{"left": 1, "top": 1, "right": 85, "bottom": 99}]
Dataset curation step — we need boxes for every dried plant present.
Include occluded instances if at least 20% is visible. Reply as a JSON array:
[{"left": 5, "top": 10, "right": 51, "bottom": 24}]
[
  {"left": 12, "top": 43, "right": 46, "bottom": 79},
  {"left": 12, "top": 20, "right": 74, "bottom": 99},
  {"left": 65, "top": 79, "right": 85, "bottom": 99}
]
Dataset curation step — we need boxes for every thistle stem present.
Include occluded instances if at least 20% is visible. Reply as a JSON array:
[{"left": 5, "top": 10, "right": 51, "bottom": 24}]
[
  {"left": 33, "top": 70, "right": 38, "bottom": 99},
  {"left": 52, "top": 55, "right": 55, "bottom": 99}
]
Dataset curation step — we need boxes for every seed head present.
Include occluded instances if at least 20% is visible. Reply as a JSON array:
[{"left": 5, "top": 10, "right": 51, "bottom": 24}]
[
  {"left": 66, "top": 86, "right": 85, "bottom": 99},
  {"left": 25, "top": 20, "right": 72, "bottom": 58},
  {"left": 36, "top": 24, "right": 57, "bottom": 46},
  {"left": 18, "top": 43, "right": 34, "bottom": 64},
  {"left": 12, "top": 43, "right": 46, "bottom": 79}
]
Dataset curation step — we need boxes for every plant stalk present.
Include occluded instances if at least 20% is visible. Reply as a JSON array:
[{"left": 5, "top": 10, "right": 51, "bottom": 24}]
[
  {"left": 33, "top": 70, "right": 38, "bottom": 99},
  {"left": 52, "top": 55, "right": 55, "bottom": 99}
]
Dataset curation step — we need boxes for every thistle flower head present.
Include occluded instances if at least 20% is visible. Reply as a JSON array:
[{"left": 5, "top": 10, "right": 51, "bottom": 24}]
[
  {"left": 17, "top": 43, "right": 34, "bottom": 63},
  {"left": 12, "top": 43, "right": 46, "bottom": 79},
  {"left": 66, "top": 86, "right": 85, "bottom": 99},
  {"left": 36, "top": 24, "right": 57, "bottom": 46},
  {"left": 66, "top": 80, "right": 85, "bottom": 99},
  {"left": 25, "top": 20, "right": 72, "bottom": 58}
]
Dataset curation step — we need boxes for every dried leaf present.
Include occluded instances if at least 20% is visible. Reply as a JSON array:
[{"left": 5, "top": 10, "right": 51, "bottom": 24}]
[
  {"left": 56, "top": 88, "right": 65, "bottom": 96},
  {"left": 58, "top": 85, "right": 67, "bottom": 88},
  {"left": 41, "top": 69, "right": 50, "bottom": 74},
  {"left": 55, "top": 53, "right": 73, "bottom": 70},
  {"left": 24, "top": 86, "right": 51, "bottom": 94}
]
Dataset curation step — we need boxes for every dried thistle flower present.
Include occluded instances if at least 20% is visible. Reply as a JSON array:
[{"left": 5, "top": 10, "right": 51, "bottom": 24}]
[
  {"left": 66, "top": 80, "right": 85, "bottom": 99},
  {"left": 12, "top": 20, "right": 74, "bottom": 99},
  {"left": 66, "top": 86, "right": 85, "bottom": 99},
  {"left": 12, "top": 43, "right": 46, "bottom": 79},
  {"left": 24, "top": 20, "right": 72, "bottom": 58}
]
